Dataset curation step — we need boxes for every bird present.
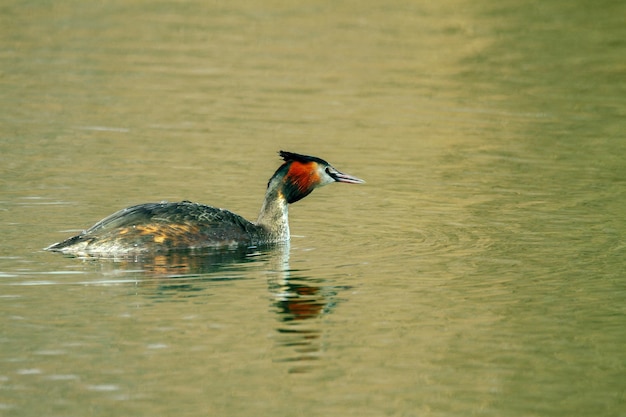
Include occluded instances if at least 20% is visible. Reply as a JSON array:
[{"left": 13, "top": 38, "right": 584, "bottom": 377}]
[{"left": 45, "top": 151, "right": 364, "bottom": 256}]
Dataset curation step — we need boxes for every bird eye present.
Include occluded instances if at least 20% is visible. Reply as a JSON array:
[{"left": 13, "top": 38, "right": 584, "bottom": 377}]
[{"left": 325, "top": 167, "right": 339, "bottom": 181}]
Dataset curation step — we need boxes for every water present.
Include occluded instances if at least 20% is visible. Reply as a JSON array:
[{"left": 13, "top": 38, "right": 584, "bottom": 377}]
[{"left": 1, "top": 0, "right": 625, "bottom": 416}]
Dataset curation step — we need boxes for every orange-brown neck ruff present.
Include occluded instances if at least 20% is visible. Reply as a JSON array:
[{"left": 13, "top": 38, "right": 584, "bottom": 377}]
[{"left": 282, "top": 161, "right": 320, "bottom": 204}]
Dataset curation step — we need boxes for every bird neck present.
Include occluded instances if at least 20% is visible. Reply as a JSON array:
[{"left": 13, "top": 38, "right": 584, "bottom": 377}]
[{"left": 255, "top": 171, "right": 290, "bottom": 242}]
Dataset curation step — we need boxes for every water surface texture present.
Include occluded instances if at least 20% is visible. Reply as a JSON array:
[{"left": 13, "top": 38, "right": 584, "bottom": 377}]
[{"left": 1, "top": 1, "right": 625, "bottom": 416}]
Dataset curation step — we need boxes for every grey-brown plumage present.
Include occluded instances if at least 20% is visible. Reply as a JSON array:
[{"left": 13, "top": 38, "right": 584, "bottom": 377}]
[{"left": 46, "top": 202, "right": 262, "bottom": 255}]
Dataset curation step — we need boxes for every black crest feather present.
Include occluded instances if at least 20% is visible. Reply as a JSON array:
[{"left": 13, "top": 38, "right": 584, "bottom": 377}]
[{"left": 279, "top": 151, "right": 327, "bottom": 165}]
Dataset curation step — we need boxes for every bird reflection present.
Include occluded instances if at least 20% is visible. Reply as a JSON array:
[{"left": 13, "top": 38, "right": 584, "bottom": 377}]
[
  {"left": 274, "top": 282, "right": 328, "bottom": 321},
  {"left": 267, "top": 263, "right": 343, "bottom": 373},
  {"left": 270, "top": 288, "right": 325, "bottom": 372},
  {"left": 81, "top": 245, "right": 281, "bottom": 297},
  {"left": 80, "top": 243, "right": 343, "bottom": 373},
  {"left": 86, "top": 246, "right": 274, "bottom": 285}
]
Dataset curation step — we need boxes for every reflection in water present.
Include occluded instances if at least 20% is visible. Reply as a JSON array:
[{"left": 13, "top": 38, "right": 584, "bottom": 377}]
[
  {"left": 75, "top": 245, "right": 287, "bottom": 300},
  {"left": 275, "top": 282, "right": 329, "bottom": 322},
  {"left": 80, "top": 243, "right": 343, "bottom": 373},
  {"left": 268, "top": 257, "right": 344, "bottom": 373},
  {"left": 93, "top": 246, "right": 272, "bottom": 278}
]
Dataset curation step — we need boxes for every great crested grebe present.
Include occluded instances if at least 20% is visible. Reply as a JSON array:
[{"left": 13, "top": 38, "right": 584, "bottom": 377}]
[{"left": 45, "top": 151, "right": 364, "bottom": 256}]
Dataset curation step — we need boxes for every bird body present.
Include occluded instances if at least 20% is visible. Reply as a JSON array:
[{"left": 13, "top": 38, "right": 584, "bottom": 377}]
[{"left": 45, "top": 151, "right": 364, "bottom": 256}]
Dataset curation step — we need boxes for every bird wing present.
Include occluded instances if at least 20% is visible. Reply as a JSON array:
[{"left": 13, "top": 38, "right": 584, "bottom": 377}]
[{"left": 48, "top": 201, "right": 258, "bottom": 254}]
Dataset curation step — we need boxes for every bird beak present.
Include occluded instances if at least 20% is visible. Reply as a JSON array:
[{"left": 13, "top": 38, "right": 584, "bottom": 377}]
[{"left": 330, "top": 169, "right": 366, "bottom": 184}]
